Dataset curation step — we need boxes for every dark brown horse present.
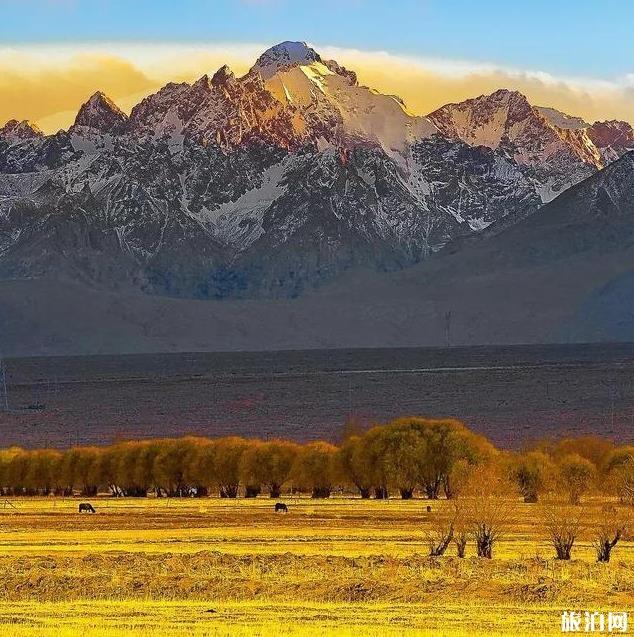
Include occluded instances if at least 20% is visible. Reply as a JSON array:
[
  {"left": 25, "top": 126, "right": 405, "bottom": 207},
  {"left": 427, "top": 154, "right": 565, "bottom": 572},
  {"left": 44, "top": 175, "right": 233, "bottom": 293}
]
[
  {"left": 274, "top": 503, "right": 288, "bottom": 513},
  {"left": 78, "top": 502, "right": 96, "bottom": 513}
]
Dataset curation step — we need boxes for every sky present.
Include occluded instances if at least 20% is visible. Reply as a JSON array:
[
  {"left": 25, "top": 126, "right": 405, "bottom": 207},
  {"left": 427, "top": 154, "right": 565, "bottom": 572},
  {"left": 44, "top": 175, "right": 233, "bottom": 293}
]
[{"left": 2, "top": 0, "right": 634, "bottom": 132}]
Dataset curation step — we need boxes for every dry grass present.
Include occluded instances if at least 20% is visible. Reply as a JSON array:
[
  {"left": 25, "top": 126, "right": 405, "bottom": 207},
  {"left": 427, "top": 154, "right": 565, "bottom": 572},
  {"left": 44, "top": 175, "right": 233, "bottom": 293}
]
[{"left": 0, "top": 497, "right": 632, "bottom": 636}]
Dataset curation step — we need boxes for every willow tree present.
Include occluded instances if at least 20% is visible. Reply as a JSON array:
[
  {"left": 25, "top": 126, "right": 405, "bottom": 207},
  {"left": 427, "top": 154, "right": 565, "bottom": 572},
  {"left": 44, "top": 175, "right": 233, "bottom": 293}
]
[
  {"left": 291, "top": 441, "right": 341, "bottom": 498},
  {"left": 338, "top": 435, "right": 375, "bottom": 498},
  {"left": 240, "top": 439, "right": 299, "bottom": 498}
]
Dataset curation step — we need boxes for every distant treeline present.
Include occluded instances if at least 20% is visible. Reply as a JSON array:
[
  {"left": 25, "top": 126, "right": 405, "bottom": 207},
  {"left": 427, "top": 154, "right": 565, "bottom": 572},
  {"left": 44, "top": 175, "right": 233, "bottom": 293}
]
[{"left": 0, "top": 417, "right": 632, "bottom": 504}]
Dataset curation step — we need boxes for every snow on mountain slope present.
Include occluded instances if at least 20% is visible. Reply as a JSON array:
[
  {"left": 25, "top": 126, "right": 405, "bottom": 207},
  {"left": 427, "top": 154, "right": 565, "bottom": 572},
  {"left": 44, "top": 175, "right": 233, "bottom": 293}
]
[
  {"left": 252, "top": 41, "right": 323, "bottom": 79},
  {"left": 254, "top": 42, "right": 437, "bottom": 154},
  {"left": 428, "top": 89, "right": 599, "bottom": 165},
  {"left": 126, "top": 42, "right": 437, "bottom": 156},
  {"left": 587, "top": 120, "right": 634, "bottom": 164},
  {"left": 428, "top": 90, "right": 634, "bottom": 203},
  {"left": 536, "top": 106, "right": 588, "bottom": 130},
  {"left": 1, "top": 41, "right": 632, "bottom": 301},
  {"left": 537, "top": 107, "right": 634, "bottom": 164},
  {"left": 405, "top": 136, "right": 539, "bottom": 235},
  {"left": 193, "top": 157, "right": 290, "bottom": 249}
]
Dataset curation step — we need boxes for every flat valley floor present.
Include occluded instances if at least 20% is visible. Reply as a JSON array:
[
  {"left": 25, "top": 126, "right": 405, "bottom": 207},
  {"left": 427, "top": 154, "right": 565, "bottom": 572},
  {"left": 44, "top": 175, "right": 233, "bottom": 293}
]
[
  {"left": 0, "top": 497, "right": 632, "bottom": 636},
  {"left": 2, "top": 343, "right": 634, "bottom": 448}
]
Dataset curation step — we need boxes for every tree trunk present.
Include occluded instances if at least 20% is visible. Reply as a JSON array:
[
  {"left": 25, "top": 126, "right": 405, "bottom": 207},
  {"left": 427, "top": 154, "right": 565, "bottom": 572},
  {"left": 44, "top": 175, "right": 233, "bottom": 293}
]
[
  {"left": 425, "top": 481, "right": 441, "bottom": 500},
  {"left": 373, "top": 486, "right": 388, "bottom": 499},
  {"left": 554, "top": 540, "right": 573, "bottom": 560},
  {"left": 399, "top": 488, "right": 414, "bottom": 500},
  {"left": 455, "top": 535, "right": 467, "bottom": 558},
  {"left": 220, "top": 485, "right": 239, "bottom": 499},
  {"left": 476, "top": 535, "right": 493, "bottom": 558},
  {"left": 311, "top": 486, "right": 331, "bottom": 499},
  {"left": 596, "top": 532, "right": 621, "bottom": 563},
  {"left": 269, "top": 484, "right": 281, "bottom": 499},
  {"left": 429, "top": 526, "right": 454, "bottom": 557},
  {"left": 443, "top": 476, "right": 454, "bottom": 499},
  {"left": 359, "top": 487, "right": 371, "bottom": 499},
  {"left": 244, "top": 485, "right": 261, "bottom": 498}
]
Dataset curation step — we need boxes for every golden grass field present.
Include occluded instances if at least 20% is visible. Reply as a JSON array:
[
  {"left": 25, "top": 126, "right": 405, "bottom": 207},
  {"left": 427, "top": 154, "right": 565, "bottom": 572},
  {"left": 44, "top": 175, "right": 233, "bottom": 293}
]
[{"left": 0, "top": 497, "right": 631, "bottom": 636}]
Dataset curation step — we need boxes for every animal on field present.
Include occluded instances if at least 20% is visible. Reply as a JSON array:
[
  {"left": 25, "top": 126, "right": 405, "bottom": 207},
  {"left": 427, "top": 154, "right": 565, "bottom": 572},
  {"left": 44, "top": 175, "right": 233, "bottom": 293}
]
[
  {"left": 274, "top": 503, "right": 288, "bottom": 513},
  {"left": 426, "top": 505, "right": 432, "bottom": 513},
  {"left": 78, "top": 502, "right": 96, "bottom": 513}
]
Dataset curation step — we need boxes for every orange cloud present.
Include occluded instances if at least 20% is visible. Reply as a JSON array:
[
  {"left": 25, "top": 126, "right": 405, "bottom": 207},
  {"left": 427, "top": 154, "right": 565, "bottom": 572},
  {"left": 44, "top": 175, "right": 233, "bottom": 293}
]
[{"left": 0, "top": 52, "right": 157, "bottom": 132}]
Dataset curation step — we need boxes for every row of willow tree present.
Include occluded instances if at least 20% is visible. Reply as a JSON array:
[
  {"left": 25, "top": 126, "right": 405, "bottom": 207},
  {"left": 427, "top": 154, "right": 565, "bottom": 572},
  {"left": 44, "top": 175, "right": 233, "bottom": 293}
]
[{"left": 0, "top": 417, "right": 632, "bottom": 503}]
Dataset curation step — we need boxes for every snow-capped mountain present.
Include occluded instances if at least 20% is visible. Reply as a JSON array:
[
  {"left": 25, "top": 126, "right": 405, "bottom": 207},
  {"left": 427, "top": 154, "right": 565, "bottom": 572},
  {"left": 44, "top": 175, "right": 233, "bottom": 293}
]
[
  {"left": 0, "top": 42, "right": 631, "bottom": 299},
  {"left": 124, "top": 41, "right": 437, "bottom": 156},
  {"left": 428, "top": 89, "right": 632, "bottom": 202}
]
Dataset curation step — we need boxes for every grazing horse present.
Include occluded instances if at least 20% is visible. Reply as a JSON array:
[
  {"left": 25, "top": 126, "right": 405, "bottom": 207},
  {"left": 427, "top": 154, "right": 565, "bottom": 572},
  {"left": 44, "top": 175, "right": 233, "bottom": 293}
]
[
  {"left": 274, "top": 502, "right": 288, "bottom": 513},
  {"left": 78, "top": 502, "right": 96, "bottom": 513},
  {"left": 426, "top": 505, "right": 432, "bottom": 513}
]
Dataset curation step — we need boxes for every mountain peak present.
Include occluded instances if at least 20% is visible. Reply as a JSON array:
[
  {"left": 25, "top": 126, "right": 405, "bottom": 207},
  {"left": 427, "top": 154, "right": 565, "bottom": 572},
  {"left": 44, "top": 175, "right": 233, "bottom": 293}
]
[
  {"left": 489, "top": 88, "right": 527, "bottom": 101},
  {"left": 251, "top": 41, "right": 322, "bottom": 78},
  {"left": 587, "top": 119, "right": 634, "bottom": 161},
  {"left": 192, "top": 74, "right": 212, "bottom": 91},
  {"left": 0, "top": 119, "right": 44, "bottom": 142},
  {"left": 74, "top": 91, "right": 128, "bottom": 132},
  {"left": 484, "top": 89, "right": 533, "bottom": 115},
  {"left": 323, "top": 59, "right": 358, "bottom": 85},
  {"left": 211, "top": 65, "right": 236, "bottom": 87},
  {"left": 428, "top": 89, "right": 532, "bottom": 123}
]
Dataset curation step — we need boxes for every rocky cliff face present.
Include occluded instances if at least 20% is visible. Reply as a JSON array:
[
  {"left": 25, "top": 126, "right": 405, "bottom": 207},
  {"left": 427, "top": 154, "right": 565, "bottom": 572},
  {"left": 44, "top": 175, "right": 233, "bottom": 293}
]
[{"left": 428, "top": 89, "right": 632, "bottom": 202}]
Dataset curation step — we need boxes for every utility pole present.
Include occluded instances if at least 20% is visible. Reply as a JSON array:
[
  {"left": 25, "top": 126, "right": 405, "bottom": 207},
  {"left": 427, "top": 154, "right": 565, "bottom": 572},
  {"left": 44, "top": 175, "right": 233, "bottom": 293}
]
[
  {"left": 444, "top": 311, "right": 452, "bottom": 348},
  {"left": 610, "top": 382, "right": 617, "bottom": 432},
  {"left": 0, "top": 356, "right": 8, "bottom": 411},
  {"left": 348, "top": 376, "right": 353, "bottom": 420}
]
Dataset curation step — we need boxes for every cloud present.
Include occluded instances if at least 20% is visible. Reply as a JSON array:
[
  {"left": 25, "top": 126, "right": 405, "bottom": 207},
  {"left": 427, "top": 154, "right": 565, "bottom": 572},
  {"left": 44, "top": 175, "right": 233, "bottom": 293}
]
[
  {"left": 319, "top": 46, "right": 634, "bottom": 125},
  {"left": 0, "top": 49, "right": 156, "bottom": 131},
  {"left": 2, "top": 42, "right": 633, "bottom": 133}
]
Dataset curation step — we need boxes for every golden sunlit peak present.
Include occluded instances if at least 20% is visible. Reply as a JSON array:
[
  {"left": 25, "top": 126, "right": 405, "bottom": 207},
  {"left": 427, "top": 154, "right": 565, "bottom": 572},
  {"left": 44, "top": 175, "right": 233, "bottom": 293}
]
[
  {"left": 73, "top": 90, "right": 128, "bottom": 131},
  {"left": 0, "top": 118, "right": 44, "bottom": 140},
  {"left": 211, "top": 65, "right": 236, "bottom": 86}
]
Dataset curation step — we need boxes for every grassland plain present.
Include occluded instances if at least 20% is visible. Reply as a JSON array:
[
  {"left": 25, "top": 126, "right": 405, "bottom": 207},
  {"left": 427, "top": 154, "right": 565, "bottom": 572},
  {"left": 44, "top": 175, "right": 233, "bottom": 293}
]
[{"left": 0, "top": 497, "right": 631, "bottom": 636}]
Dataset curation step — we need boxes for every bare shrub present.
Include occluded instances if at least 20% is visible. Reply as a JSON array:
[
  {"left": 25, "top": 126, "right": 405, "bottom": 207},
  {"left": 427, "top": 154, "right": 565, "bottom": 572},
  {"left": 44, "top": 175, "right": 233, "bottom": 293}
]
[
  {"left": 425, "top": 509, "right": 455, "bottom": 557},
  {"left": 452, "top": 502, "right": 469, "bottom": 558},
  {"left": 462, "top": 465, "right": 515, "bottom": 559},
  {"left": 592, "top": 506, "right": 629, "bottom": 563},
  {"left": 454, "top": 527, "right": 468, "bottom": 558},
  {"left": 543, "top": 501, "right": 583, "bottom": 560}
]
